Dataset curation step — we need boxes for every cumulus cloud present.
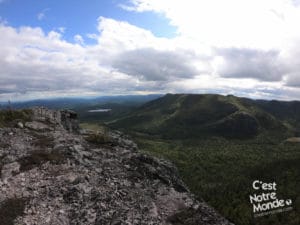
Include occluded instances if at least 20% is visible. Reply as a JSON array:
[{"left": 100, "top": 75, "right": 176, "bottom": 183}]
[
  {"left": 1, "top": 17, "right": 203, "bottom": 101},
  {"left": 95, "top": 17, "right": 164, "bottom": 53},
  {"left": 122, "top": 0, "right": 300, "bottom": 49},
  {"left": 215, "top": 48, "right": 285, "bottom": 82},
  {"left": 285, "top": 73, "right": 300, "bottom": 87},
  {"left": 292, "top": 0, "right": 300, "bottom": 7},
  {"left": 3, "top": 1, "right": 300, "bottom": 101},
  {"left": 74, "top": 34, "right": 85, "bottom": 45},
  {"left": 112, "top": 48, "right": 200, "bottom": 81},
  {"left": 0, "top": 22, "right": 141, "bottom": 100}
]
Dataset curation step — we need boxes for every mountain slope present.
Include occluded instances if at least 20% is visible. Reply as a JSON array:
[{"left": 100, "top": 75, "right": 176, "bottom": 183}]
[
  {"left": 106, "top": 94, "right": 300, "bottom": 225},
  {"left": 109, "top": 94, "right": 291, "bottom": 139},
  {"left": 0, "top": 107, "right": 233, "bottom": 225}
]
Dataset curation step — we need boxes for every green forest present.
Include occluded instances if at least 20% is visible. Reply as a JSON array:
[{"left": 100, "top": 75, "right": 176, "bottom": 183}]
[
  {"left": 133, "top": 134, "right": 300, "bottom": 225},
  {"left": 79, "top": 93, "right": 300, "bottom": 225}
]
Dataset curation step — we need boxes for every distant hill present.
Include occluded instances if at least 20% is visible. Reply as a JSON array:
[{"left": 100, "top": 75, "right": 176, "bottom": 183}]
[
  {"left": 109, "top": 93, "right": 299, "bottom": 139},
  {"left": 0, "top": 94, "right": 162, "bottom": 116},
  {"left": 0, "top": 95, "right": 162, "bottom": 110}
]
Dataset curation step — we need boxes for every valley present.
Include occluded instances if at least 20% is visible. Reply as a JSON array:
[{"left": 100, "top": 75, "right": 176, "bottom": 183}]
[{"left": 78, "top": 93, "right": 300, "bottom": 225}]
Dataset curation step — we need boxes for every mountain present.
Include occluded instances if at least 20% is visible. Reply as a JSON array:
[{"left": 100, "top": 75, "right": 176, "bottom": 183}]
[
  {"left": 106, "top": 94, "right": 300, "bottom": 225},
  {"left": 0, "top": 94, "right": 162, "bottom": 110},
  {"left": 109, "top": 93, "right": 294, "bottom": 139},
  {"left": 0, "top": 107, "right": 233, "bottom": 225},
  {"left": 254, "top": 99, "right": 300, "bottom": 135}
]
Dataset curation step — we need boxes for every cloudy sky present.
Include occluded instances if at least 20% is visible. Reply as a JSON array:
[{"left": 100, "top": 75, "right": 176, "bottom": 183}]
[{"left": 1, "top": 0, "right": 300, "bottom": 101}]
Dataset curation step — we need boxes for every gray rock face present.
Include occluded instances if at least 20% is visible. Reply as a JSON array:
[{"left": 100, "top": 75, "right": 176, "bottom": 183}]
[
  {"left": 60, "top": 109, "right": 80, "bottom": 133},
  {"left": 31, "top": 107, "right": 80, "bottom": 133},
  {"left": 25, "top": 121, "right": 53, "bottom": 131},
  {"left": 1, "top": 162, "right": 20, "bottom": 180},
  {"left": 0, "top": 107, "right": 233, "bottom": 225}
]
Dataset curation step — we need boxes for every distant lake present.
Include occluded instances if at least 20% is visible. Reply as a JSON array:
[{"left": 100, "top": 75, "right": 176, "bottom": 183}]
[{"left": 88, "top": 109, "right": 111, "bottom": 113}]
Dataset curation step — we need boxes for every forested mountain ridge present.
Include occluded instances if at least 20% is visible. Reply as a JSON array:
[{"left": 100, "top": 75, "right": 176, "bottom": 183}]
[
  {"left": 109, "top": 93, "right": 299, "bottom": 139},
  {"left": 106, "top": 94, "right": 300, "bottom": 225}
]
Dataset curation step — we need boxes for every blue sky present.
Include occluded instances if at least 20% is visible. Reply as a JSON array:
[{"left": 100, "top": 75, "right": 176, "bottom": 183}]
[
  {"left": 1, "top": 0, "right": 300, "bottom": 101},
  {"left": 0, "top": 0, "right": 176, "bottom": 44}
]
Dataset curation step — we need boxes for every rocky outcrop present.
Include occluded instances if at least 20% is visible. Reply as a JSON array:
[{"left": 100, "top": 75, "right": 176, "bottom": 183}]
[
  {"left": 0, "top": 107, "right": 233, "bottom": 225},
  {"left": 28, "top": 107, "right": 79, "bottom": 133}
]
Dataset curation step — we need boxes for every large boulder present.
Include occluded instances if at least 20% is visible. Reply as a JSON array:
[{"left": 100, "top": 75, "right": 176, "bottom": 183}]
[
  {"left": 31, "top": 107, "right": 79, "bottom": 133},
  {"left": 60, "top": 110, "right": 79, "bottom": 133},
  {"left": 25, "top": 121, "right": 53, "bottom": 131}
]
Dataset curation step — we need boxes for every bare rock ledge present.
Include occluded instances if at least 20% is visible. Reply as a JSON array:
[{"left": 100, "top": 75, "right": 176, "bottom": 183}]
[{"left": 0, "top": 107, "right": 233, "bottom": 225}]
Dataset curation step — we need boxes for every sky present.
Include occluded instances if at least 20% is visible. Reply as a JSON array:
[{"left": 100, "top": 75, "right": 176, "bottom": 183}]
[{"left": 1, "top": 0, "right": 300, "bottom": 101}]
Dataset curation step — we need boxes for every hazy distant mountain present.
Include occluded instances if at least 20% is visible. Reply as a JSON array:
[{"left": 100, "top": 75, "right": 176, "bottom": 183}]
[
  {"left": 109, "top": 93, "right": 300, "bottom": 139},
  {"left": 0, "top": 95, "right": 162, "bottom": 110}
]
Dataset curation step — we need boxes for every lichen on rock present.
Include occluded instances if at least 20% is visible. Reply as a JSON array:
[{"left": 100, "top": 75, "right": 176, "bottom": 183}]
[{"left": 0, "top": 107, "right": 233, "bottom": 225}]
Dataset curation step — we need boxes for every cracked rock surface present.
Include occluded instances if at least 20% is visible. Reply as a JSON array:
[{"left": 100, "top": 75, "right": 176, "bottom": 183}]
[{"left": 0, "top": 107, "right": 233, "bottom": 225}]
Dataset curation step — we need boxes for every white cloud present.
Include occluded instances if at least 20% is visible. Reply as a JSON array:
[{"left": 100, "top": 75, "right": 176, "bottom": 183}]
[
  {"left": 37, "top": 13, "right": 45, "bottom": 21},
  {"left": 215, "top": 48, "right": 285, "bottom": 81},
  {"left": 113, "top": 0, "right": 300, "bottom": 99},
  {"left": 74, "top": 34, "right": 84, "bottom": 45},
  {"left": 37, "top": 8, "right": 50, "bottom": 21},
  {"left": 0, "top": 22, "right": 141, "bottom": 101},
  {"left": 122, "top": 0, "right": 300, "bottom": 49},
  {"left": 292, "top": 0, "right": 300, "bottom": 7},
  {"left": 57, "top": 27, "right": 66, "bottom": 33},
  {"left": 112, "top": 48, "right": 201, "bottom": 81},
  {"left": 2, "top": 17, "right": 195, "bottom": 101},
  {"left": 96, "top": 17, "right": 162, "bottom": 52},
  {"left": 86, "top": 33, "right": 97, "bottom": 40},
  {"left": 3, "top": 3, "right": 300, "bottom": 101}
]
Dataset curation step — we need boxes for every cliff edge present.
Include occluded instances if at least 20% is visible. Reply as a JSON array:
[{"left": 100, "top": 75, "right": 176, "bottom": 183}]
[{"left": 0, "top": 107, "right": 233, "bottom": 225}]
